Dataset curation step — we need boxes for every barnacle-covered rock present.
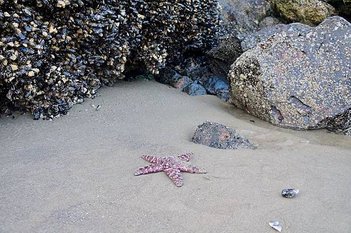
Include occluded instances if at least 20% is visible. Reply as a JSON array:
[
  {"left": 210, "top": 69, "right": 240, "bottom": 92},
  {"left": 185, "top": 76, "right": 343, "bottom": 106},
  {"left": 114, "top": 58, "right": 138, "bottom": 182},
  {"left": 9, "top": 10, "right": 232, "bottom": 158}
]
[{"left": 0, "top": 0, "right": 220, "bottom": 119}]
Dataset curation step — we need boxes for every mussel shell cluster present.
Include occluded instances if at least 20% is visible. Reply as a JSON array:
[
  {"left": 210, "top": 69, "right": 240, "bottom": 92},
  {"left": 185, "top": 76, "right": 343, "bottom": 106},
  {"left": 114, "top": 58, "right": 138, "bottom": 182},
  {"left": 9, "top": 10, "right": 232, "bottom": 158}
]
[{"left": 0, "top": 0, "right": 219, "bottom": 119}]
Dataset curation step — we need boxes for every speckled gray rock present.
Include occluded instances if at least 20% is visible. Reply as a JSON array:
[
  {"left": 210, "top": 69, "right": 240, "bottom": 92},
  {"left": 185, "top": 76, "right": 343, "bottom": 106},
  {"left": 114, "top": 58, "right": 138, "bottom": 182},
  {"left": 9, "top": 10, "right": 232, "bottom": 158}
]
[
  {"left": 258, "top": 16, "right": 281, "bottom": 29},
  {"left": 207, "top": 1, "right": 279, "bottom": 77},
  {"left": 241, "top": 23, "right": 311, "bottom": 51},
  {"left": 229, "top": 16, "right": 351, "bottom": 131},
  {"left": 192, "top": 121, "right": 256, "bottom": 149},
  {"left": 217, "top": 0, "right": 272, "bottom": 40}
]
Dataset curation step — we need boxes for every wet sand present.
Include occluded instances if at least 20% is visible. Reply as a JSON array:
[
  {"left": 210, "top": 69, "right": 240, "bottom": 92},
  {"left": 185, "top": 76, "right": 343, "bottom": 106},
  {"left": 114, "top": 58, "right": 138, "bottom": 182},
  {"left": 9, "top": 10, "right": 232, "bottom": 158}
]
[{"left": 1, "top": 80, "right": 350, "bottom": 233}]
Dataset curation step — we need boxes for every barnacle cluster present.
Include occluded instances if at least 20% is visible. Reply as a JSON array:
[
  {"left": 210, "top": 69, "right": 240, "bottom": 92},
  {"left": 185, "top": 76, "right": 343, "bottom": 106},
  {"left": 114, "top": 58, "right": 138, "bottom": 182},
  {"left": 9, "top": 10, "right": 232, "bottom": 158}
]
[{"left": 0, "top": 0, "right": 219, "bottom": 119}]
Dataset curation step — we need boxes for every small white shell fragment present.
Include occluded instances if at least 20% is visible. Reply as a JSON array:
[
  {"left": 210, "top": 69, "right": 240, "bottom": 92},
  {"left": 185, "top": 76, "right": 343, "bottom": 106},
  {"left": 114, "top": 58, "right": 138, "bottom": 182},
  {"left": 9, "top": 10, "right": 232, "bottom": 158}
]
[
  {"left": 269, "top": 221, "right": 282, "bottom": 232},
  {"left": 91, "top": 104, "right": 101, "bottom": 111}
]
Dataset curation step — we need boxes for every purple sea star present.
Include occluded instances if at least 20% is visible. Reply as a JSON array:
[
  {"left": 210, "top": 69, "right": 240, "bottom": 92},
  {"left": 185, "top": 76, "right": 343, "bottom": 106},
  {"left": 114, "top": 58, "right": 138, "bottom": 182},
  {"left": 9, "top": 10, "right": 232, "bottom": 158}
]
[{"left": 134, "top": 153, "right": 207, "bottom": 187}]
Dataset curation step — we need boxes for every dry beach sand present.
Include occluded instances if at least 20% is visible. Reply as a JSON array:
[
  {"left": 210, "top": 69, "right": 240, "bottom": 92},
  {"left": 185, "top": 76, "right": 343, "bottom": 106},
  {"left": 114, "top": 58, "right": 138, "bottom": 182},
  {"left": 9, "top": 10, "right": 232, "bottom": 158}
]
[{"left": 1, "top": 80, "right": 351, "bottom": 233}]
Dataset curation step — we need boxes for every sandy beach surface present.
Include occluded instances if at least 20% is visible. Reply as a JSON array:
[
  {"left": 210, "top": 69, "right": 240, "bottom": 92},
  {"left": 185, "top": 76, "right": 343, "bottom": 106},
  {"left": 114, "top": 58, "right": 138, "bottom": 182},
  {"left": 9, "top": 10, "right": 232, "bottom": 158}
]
[{"left": 1, "top": 80, "right": 351, "bottom": 233}]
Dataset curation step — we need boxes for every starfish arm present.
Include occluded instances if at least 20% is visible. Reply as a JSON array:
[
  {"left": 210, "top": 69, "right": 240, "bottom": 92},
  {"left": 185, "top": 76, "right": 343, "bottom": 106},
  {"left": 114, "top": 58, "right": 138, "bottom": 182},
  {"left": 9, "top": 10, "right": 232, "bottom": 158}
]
[
  {"left": 140, "top": 155, "right": 164, "bottom": 164},
  {"left": 177, "top": 152, "right": 193, "bottom": 162},
  {"left": 179, "top": 165, "right": 207, "bottom": 174},
  {"left": 134, "top": 164, "right": 164, "bottom": 176},
  {"left": 164, "top": 168, "right": 184, "bottom": 187}
]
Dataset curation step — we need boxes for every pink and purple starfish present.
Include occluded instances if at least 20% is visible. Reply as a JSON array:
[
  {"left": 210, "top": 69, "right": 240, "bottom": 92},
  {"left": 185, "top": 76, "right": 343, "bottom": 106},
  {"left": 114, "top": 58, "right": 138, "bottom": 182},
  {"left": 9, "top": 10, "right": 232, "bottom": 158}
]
[{"left": 134, "top": 153, "right": 207, "bottom": 187}]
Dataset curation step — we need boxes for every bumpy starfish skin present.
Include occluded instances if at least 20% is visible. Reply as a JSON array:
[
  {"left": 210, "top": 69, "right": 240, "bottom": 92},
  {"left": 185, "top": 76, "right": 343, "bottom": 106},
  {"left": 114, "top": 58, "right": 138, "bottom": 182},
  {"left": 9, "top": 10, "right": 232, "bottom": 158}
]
[{"left": 134, "top": 153, "right": 206, "bottom": 187}]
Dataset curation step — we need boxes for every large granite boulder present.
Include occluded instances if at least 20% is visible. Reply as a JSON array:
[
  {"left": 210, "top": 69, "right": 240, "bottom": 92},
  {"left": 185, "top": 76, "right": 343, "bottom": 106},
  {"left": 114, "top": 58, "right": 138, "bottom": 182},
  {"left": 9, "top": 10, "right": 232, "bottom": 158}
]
[
  {"left": 270, "top": 0, "right": 335, "bottom": 25},
  {"left": 229, "top": 16, "right": 351, "bottom": 132}
]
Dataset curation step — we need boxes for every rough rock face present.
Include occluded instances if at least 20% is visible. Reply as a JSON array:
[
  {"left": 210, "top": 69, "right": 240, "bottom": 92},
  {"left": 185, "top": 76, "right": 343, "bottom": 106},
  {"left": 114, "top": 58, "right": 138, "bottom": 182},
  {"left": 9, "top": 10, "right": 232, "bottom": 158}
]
[
  {"left": 206, "top": 36, "right": 242, "bottom": 76},
  {"left": 209, "top": 0, "right": 279, "bottom": 77},
  {"left": 203, "top": 76, "right": 230, "bottom": 101},
  {"left": 258, "top": 16, "right": 281, "bottom": 29},
  {"left": 229, "top": 16, "right": 351, "bottom": 132},
  {"left": 192, "top": 122, "right": 256, "bottom": 149},
  {"left": 217, "top": 0, "right": 273, "bottom": 39},
  {"left": 0, "top": 0, "right": 219, "bottom": 119},
  {"left": 241, "top": 23, "right": 310, "bottom": 51},
  {"left": 270, "top": 0, "right": 335, "bottom": 25},
  {"left": 156, "top": 61, "right": 231, "bottom": 101},
  {"left": 326, "top": 108, "right": 351, "bottom": 135},
  {"left": 183, "top": 81, "right": 207, "bottom": 96}
]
